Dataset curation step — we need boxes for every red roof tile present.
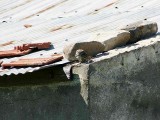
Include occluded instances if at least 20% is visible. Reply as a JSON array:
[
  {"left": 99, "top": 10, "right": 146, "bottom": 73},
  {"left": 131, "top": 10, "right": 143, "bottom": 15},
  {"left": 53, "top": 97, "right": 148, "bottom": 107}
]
[
  {"left": 2, "top": 54, "right": 63, "bottom": 69},
  {"left": 0, "top": 42, "right": 51, "bottom": 58},
  {"left": 14, "top": 42, "right": 51, "bottom": 51},
  {"left": 0, "top": 49, "right": 32, "bottom": 57}
]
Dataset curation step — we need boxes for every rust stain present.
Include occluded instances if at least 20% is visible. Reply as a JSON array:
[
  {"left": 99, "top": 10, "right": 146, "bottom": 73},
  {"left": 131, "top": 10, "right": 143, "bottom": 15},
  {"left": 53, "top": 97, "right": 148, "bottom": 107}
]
[
  {"left": 12, "top": 0, "right": 33, "bottom": 9},
  {"left": 105, "top": 2, "right": 115, "bottom": 7},
  {"left": 0, "top": 41, "right": 14, "bottom": 47},
  {"left": 22, "top": 0, "right": 68, "bottom": 20},
  {"left": 50, "top": 24, "right": 73, "bottom": 32},
  {"left": 88, "top": 2, "right": 116, "bottom": 15},
  {"left": 23, "top": 14, "right": 35, "bottom": 20},
  {"left": 24, "top": 24, "right": 32, "bottom": 28},
  {"left": 22, "top": 4, "right": 57, "bottom": 20},
  {"left": 0, "top": 0, "right": 33, "bottom": 15}
]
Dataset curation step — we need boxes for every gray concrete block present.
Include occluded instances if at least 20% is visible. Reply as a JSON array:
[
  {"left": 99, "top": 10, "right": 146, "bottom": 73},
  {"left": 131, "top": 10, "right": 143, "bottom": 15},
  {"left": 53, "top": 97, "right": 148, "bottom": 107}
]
[
  {"left": 90, "top": 30, "right": 130, "bottom": 51},
  {"left": 88, "top": 35, "right": 160, "bottom": 120},
  {"left": 121, "top": 21, "right": 158, "bottom": 43},
  {"left": 63, "top": 41, "right": 105, "bottom": 61}
]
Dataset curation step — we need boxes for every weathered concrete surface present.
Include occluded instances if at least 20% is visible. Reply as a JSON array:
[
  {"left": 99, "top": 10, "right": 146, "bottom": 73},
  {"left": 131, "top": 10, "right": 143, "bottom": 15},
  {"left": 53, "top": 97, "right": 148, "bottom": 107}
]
[
  {"left": 0, "top": 66, "right": 89, "bottom": 120},
  {"left": 88, "top": 35, "right": 160, "bottom": 120},
  {"left": 63, "top": 41, "right": 105, "bottom": 61},
  {"left": 91, "top": 30, "right": 130, "bottom": 51},
  {"left": 121, "top": 21, "right": 158, "bottom": 43},
  {"left": 69, "top": 34, "right": 160, "bottom": 120},
  {"left": 72, "top": 64, "right": 90, "bottom": 105}
]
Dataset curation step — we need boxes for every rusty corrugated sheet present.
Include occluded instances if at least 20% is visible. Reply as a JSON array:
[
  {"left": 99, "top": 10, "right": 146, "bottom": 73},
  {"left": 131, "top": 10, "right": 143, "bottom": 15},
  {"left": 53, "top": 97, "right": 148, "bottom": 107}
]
[{"left": 0, "top": 0, "right": 160, "bottom": 76}]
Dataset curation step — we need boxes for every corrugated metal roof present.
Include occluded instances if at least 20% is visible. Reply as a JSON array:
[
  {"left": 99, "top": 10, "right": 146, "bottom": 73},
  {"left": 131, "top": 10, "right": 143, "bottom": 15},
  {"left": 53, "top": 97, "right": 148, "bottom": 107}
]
[{"left": 0, "top": 0, "right": 160, "bottom": 76}]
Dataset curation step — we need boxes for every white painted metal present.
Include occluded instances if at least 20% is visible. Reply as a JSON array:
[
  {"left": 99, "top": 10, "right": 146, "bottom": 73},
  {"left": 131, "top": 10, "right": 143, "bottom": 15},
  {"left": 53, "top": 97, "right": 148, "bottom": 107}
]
[{"left": 0, "top": 0, "right": 159, "bottom": 76}]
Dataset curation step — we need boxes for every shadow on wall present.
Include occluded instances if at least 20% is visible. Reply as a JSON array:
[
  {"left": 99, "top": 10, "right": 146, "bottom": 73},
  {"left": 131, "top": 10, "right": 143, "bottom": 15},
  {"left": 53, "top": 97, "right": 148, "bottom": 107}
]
[{"left": 0, "top": 66, "right": 89, "bottom": 120}]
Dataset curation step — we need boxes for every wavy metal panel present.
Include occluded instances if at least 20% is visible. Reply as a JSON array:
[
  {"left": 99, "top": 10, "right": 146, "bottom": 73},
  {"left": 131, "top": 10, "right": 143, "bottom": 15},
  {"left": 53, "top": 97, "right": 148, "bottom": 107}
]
[{"left": 0, "top": 0, "right": 159, "bottom": 76}]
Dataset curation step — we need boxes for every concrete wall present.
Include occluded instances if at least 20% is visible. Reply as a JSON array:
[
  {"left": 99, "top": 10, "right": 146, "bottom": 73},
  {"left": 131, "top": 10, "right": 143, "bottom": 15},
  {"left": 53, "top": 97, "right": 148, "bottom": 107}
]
[
  {"left": 61, "top": 34, "right": 160, "bottom": 120},
  {"left": 0, "top": 66, "right": 89, "bottom": 120},
  {"left": 87, "top": 35, "right": 160, "bottom": 120}
]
